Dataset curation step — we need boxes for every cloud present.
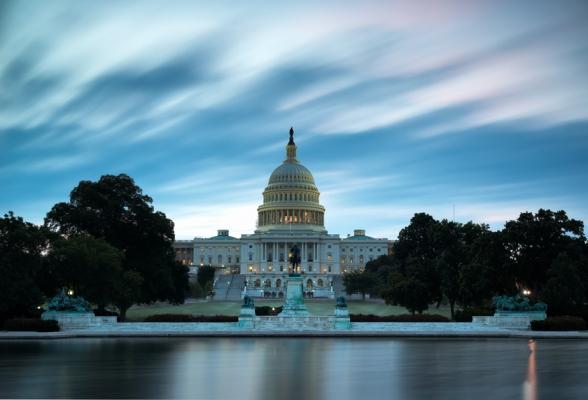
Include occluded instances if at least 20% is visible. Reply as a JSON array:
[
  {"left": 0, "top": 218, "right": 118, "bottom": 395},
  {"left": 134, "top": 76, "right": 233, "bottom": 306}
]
[{"left": 1, "top": 0, "right": 588, "bottom": 240}]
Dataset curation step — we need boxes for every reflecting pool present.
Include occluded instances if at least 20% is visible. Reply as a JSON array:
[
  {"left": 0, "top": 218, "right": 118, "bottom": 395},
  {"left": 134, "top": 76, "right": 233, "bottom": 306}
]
[{"left": 0, "top": 338, "right": 586, "bottom": 399}]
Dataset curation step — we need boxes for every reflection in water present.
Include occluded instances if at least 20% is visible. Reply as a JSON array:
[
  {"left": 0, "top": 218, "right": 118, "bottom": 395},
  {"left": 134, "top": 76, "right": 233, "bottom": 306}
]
[
  {"left": 1, "top": 338, "right": 587, "bottom": 399},
  {"left": 523, "top": 340, "right": 537, "bottom": 400}
]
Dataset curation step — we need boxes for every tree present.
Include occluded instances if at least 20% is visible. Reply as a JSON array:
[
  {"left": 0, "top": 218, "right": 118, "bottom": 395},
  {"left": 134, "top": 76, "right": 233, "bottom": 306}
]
[
  {"left": 0, "top": 212, "right": 53, "bottom": 322},
  {"left": 112, "top": 270, "right": 143, "bottom": 321},
  {"left": 392, "top": 213, "right": 443, "bottom": 306},
  {"left": 382, "top": 272, "right": 430, "bottom": 314},
  {"left": 436, "top": 220, "right": 492, "bottom": 319},
  {"left": 541, "top": 251, "right": 586, "bottom": 312},
  {"left": 502, "top": 209, "right": 585, "bottom": 298},
  {"left": 197, "top": 265, "right": 215, "bottom": 294},
  {"left": 45, "top": 174, "right": 188, "bottom": 317},
  {"left": 343, "top": 270, "right": 379, "bottom": 300},
  {"left": 42, "top": 235, "right": 124, "bottom": 311}
]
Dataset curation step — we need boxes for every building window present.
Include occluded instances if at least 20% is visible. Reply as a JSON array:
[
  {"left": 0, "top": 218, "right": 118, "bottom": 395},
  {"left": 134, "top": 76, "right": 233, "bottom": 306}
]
[
  {"left": 208, "top": 256, "right": 212, "bottom": 264},
  {"left": 248, "top": 265, "right": 254, "bottom": 272},
  {"left": 327, "top": 253, "right": 333, "bottom": 262},
  {"left": 218, "top": 255, "right": 222, "bottom": 264},
  {"left": 328, "top": 266, "right": 332, "bottom": 273},
  {"left": 340, "top": 257, "right": 345, "bottom": 265},
  {"left": 228, "top": 256, "right": 232, "bottom": 263},
  {"left": 308, "top": 265, "right": 313, "bottom": 272},
  {"left": 236, "top": 256, "right": 240, "bottom": 263},
  {"left": 268, "top": 265, "right": 273, "bottom": 272},
  {"left": 249, "top": 253, "right": 253, "bottom": 261},
  {"left": 276, "top": 279, "right": 282, "bottom": 288},
  {"left": 327, "top": 244, "right": 331, "bottom": 248},
  {"left": 318, "top": 279, "right": 324, "bottom": 287},
  {"left": 254, "top": 279, "right": 261, "bottom": 287},
  {"left": 264, "top": 279, "right": 271, "bottom": 287}
]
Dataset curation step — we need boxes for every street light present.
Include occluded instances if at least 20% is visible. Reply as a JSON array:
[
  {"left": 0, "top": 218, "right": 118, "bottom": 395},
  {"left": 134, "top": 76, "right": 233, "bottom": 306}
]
[
  {"left": 67, "top": 289, "right": 74, "bottom": 296},
  {"left": 522, "top": 289, "right": 531, "bottom": 296}
]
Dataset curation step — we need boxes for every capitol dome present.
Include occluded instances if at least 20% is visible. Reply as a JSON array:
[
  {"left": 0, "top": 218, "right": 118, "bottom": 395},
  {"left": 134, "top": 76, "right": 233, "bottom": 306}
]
[{"left": 257, "top": 128, "right": 325, "bottom": 230}]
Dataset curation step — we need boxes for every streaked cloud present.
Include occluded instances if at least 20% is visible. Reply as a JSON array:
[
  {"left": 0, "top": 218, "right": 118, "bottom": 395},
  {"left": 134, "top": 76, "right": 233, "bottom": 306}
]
[{"left": 1, "top": 0, "right": 587, "bottom": 239}]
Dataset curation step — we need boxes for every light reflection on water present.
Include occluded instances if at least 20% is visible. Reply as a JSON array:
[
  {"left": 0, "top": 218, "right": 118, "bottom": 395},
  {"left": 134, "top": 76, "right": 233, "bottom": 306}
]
[{"left": 0, "top": 338, "right": 586, "bottom": 399}]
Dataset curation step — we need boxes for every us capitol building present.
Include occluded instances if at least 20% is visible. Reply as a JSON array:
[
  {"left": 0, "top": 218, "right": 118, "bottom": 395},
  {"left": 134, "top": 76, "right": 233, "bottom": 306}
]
[{"left": 174, "top": 128, "right": 391, "bottom": 298}]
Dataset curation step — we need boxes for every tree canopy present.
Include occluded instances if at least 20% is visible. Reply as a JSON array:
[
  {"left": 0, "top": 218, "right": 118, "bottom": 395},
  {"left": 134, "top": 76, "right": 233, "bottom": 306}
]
[
  {"left": 0, "top": 212, "right": 53, "bottom": 322},
  {"left": 45, "top": 174, "right": 188, "bottom": 318}
]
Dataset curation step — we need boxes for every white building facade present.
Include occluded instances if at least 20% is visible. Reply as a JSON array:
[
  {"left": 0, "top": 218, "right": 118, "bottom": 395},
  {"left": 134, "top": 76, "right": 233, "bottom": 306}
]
[{"left": 174, "top": 128, "right": 390, "bottom": 297}]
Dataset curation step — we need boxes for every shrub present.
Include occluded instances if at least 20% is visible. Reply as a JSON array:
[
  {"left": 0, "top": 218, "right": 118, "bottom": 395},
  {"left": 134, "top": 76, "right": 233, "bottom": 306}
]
[
  {"left": 454, "top": 307, "right": 494, "bottom": 322},
  {"left": 350, "top": 314, "right": 449, "bottom": 322},
  {"left": 188, "top": 281, "right": 205, "bottom": 299},
  {"left": 255, "top": 306, "right": 282, "bottom": 316},
  {"left": 3, "top": 318, "right": 60, "bottom": 332},
  {"left": 531, "top": 316, "right": 587, "bottom": 331},
  {"left": 143, "top": 314, "right": 237, "bottom": 322}
]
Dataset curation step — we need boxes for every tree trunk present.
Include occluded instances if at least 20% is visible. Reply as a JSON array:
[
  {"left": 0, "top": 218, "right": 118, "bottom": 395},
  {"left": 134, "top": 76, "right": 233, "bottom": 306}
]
[
  {"left": 450, "top": 300, "right": 455, "bottom": 321},
  {"left": 118, "top": 305, "right": 128, "bottom": 322}
]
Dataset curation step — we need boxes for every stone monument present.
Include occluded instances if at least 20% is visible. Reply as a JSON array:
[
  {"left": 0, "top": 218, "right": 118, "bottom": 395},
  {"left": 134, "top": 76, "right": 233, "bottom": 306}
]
[
  {"left": 278, "top": 244, "right": 310, "bottom": 317},
  {"left": 333, "top": 296, "right": 351, "bottom": 329},
  {"left": 238, "top": 295, "right": 256, "bottom": 328},
  {"left": 473, "top": 294, "right": 547, "bottom": 329},
  {"left": 41, "top": 290, "right": 117, "bottom": 329}
]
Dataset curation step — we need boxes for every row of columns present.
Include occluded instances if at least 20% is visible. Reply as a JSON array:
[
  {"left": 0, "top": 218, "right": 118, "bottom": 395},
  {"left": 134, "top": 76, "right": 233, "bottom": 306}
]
[
  {"left": 258, "top": 209, "right": 324, "bottom": 226},
  {"left": 260, "top": 241, "right": 319, "bottom": 263}
]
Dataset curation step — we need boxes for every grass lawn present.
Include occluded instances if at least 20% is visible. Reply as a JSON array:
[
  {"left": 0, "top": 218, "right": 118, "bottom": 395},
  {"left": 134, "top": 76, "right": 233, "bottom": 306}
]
[{"left": 126, "top": 299, "right": 451, "bottom": 321}]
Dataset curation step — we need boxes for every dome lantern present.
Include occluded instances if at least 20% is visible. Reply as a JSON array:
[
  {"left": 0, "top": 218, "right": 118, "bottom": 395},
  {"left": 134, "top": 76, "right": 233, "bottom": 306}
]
[{"left": 257, "top": 127, "right": 325, "bottom": 230}]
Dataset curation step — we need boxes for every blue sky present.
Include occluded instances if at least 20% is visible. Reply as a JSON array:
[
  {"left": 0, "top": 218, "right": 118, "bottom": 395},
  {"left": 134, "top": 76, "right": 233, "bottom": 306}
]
[{"left": 1, "top": 0, "right": 587, "bottom": 239}]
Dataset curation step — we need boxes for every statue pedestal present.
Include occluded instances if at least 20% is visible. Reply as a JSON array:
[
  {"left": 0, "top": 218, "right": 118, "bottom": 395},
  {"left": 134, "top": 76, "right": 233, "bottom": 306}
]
[
  {"left": 333, "top": 303, "right": 351, "bottom": 329},
  {"left": 238, "top": 306, "right": 255, "bottom": 328},
  {"left": 279, "top": 275, "right": 309, "bottom": 317}
]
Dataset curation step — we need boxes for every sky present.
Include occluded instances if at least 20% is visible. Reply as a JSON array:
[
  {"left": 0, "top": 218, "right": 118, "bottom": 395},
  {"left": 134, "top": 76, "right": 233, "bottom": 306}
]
[{"left": 1, "top": 0, "right": 588, "bottom": 240}]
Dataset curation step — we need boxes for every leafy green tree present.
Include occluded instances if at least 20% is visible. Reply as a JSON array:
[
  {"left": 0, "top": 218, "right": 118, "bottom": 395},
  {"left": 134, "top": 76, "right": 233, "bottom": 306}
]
[
  {"left": 391, "top": 213, "right": 443, "bottom": 306},
  {"left": 112, "top": 270, "right": 143, "bottom": 321},
  {"left": 42, "top": 235, "right": 123, "bottom": 311},
  {"left": 541, "top": 251, "right": 586, "bottom": 312},
  {"left": 0, "top": 212, "right": 53, "bottom": 322},
  {"left": 382, "top": 272, "right": 430, "bottom": 314},
  {"left": 436, "top": 220, "right": 492, "bottom": 319},
  {"left": 502, "top": 209, "right": 585, "bottom": 298},
  {"left": 45, "top": 174, "right": 188, "bottom": 316},
  {"left": 343, "top": 270, "right": 379, "bottom": 300},
  {"left": 197, "top": 265, "right": 215, "bottom": 294}
]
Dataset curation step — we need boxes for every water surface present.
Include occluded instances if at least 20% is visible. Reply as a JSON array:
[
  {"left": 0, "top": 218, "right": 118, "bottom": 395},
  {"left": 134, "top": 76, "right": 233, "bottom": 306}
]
[{"left": 0, "top": 338, "right": 586, "bottom": 399}]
